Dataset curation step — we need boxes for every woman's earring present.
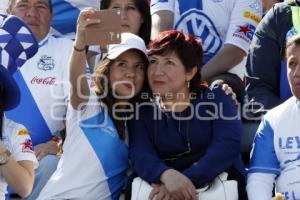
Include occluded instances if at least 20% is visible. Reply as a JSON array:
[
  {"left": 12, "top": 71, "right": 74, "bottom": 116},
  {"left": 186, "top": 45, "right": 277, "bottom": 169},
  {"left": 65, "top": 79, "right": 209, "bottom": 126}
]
[{"left": 187, "top": 81, "right": 190, "bottom": 89}]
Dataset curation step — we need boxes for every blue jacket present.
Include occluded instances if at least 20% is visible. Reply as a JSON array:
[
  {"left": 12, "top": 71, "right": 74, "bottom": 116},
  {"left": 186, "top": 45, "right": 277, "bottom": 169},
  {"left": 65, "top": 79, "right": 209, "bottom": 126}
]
[
  {"left": 128, "top": 86, "right": 245, "bottom": 188},
  {"left": 246, "top": 2, "right": 295, "bottom": 110}
]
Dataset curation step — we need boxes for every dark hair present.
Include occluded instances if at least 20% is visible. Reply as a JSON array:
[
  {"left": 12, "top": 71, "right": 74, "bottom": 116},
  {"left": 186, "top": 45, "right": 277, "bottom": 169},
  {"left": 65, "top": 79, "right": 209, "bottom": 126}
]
[
  {"left": 285, "top": 34, "right": 300, "bottom": 58},
  {"left": 100, "top": 0, "right": 151, "bottom": 45},
  {"left": 148, "top": 30, "right": 207, "bottom": 92},
  {"left": 283, "top": 34, "right": 300, "bottom": 60},
  {"left": 92, "top": 51, "right": 150, "bottom": 139}
]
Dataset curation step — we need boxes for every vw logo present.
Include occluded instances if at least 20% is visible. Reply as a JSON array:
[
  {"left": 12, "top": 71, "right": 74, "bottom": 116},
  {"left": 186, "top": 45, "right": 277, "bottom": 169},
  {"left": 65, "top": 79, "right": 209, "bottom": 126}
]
[{"left": 175, "top": 9, "right": 222, "bottom": 59}]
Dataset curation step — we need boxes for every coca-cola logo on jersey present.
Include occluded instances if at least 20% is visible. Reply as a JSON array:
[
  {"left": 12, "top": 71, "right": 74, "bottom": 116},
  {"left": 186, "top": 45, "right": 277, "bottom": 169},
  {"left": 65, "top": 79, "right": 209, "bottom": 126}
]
[{"left": 31, "top": 77, "right": 56, "bottom": 85}]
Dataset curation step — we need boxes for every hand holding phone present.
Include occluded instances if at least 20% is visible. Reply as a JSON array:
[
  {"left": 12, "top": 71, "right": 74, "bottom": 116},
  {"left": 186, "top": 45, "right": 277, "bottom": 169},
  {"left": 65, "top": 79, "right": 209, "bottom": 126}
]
[{"left": 84, "top": 9, "right": 122, "bottom": 51}]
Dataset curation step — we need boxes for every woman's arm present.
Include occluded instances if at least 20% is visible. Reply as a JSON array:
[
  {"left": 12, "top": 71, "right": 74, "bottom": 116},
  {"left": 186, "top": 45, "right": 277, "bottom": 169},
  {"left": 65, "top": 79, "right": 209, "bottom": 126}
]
[
  {"left": 0, "top": 158, "right": 34, "bottom": 198},
  {"left": 0, "top": 137, "right": 35, "bottom": 198},
  {"left": 70, "top": 8, "right": 100, "bottom": 110},
  {"left": 129, "top": 116, "right": 170, "bottom": 183},
  {"left": 246, "top": 172, "right": 276, "bottom": 200},
  {"left": 182, "top": 86, "right": 242, "bottom": 187}
]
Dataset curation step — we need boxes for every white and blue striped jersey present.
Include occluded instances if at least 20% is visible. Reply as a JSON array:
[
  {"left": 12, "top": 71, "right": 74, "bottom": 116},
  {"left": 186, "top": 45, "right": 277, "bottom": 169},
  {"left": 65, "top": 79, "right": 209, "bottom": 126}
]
[
  {"left": 38, "top": 92, "right": 128, "bottom": 200},
  {"left": 5, "top": 34, "right": 73, "bottom": 146},
  {"left": 151, "top": 0, "right": 262, "bottom": 78},
  {"left": 249, "top": 97, "right": 300, "bottom": 198}
]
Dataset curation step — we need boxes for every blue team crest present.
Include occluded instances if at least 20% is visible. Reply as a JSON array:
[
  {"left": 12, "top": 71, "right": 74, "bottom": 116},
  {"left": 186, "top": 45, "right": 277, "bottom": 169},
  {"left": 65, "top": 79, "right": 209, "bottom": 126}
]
[
  {"left": 175, "top": 9, "right": 222, "bottom": 62},
  {"left": 37, "top": 55, "right": 55, "bottom": 71}
]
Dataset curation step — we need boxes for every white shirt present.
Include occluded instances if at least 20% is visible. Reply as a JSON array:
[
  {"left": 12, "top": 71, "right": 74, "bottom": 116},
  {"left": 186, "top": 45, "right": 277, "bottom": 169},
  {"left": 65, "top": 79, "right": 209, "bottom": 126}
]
[
  {"left": 151, "top": 0, "right": 262, "bottom": 78},
  {"left": 0, "top": 117, "right": 38, "bottom": 200},
  {"left": 38, "top": 92, "right": 128, "bottom": 200},
  {"left": 21, "top": 34, "right": 72, "bottom": 132},
  {"left": 6, "top": 34, "right": 73, "bottom": 145},
  {"left": 248, "top": 97, "right": 300, "bottom": 199}
]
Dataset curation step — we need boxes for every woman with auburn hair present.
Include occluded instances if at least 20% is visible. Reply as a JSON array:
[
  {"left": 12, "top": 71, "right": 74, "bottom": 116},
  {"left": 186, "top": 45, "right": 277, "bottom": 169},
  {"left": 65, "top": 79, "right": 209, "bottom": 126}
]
[{"left": 129, "top": 30, "right": 247, "bottom": 200}]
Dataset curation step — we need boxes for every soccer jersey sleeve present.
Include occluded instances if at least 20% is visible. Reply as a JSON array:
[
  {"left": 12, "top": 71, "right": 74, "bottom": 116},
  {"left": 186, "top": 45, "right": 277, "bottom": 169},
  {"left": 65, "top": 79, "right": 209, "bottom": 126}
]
[
  {"left": 10, "top": 123, "right": 38, "bottom": 168},
  {"left": 248, "top": 117, "right": 280, "bottom": 175},
  {"left": 150, "top": 0, "right": 175, "bottom": 15},
  {"left": 225, "top": 0, "right": 262, "bottom": 54}
]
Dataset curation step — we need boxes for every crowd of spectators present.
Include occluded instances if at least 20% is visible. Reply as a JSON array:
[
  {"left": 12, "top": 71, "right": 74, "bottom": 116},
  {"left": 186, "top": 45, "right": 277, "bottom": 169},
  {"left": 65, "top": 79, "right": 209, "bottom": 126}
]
[{"left": 1, "top": 0, "right": 299, "bottom": 200}]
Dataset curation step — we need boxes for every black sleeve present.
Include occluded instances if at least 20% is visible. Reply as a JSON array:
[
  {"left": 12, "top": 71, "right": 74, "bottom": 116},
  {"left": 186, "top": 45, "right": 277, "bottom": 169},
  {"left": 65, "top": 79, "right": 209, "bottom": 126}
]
[{"left": 245, "top": 3, "right": 292, "bottom": 109}]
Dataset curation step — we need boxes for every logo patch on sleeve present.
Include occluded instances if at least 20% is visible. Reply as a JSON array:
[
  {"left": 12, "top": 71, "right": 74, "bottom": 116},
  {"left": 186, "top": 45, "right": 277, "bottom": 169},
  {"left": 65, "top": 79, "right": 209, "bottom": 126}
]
[
  {"left": 21, "top": 139, "right": 34, "bottom": 153},
  {"left": 233, "top": 23, "right": 256, "bottom": 43},
  {"left": 18, "top": 129, "right": 29, "bottom": 136},
  {"left": 243, "top": 11, "right": 261, "bottom": 24}
]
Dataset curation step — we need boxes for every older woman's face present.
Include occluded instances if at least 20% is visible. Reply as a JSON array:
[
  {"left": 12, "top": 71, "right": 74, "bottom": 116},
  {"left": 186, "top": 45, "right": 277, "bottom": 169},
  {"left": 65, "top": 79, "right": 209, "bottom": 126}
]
[
  {"left": 148, "top": 51, "right": 195, "bottom": 99},
  {"left": 286, "top": 44, "right": 300, "bottom": 100}
]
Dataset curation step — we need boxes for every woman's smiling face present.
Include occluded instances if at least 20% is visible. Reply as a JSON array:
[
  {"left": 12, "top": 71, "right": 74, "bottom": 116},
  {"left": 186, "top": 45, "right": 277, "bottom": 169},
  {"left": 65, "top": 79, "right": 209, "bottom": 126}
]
[{"left": 109, "top": 50, "right": 146, "bottom": 99}]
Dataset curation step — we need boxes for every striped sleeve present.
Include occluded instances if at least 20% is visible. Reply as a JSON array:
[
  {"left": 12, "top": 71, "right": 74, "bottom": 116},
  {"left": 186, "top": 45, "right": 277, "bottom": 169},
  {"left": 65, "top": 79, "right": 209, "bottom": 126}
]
[{"left": 248, "top": 117, "right": 280, "bottom": 175}]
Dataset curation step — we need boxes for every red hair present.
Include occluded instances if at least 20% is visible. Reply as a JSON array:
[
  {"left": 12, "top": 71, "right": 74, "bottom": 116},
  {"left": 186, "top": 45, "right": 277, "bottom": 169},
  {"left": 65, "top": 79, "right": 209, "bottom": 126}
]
[{"left": 148, "top": 30, "right": 207, "bottom": 92}]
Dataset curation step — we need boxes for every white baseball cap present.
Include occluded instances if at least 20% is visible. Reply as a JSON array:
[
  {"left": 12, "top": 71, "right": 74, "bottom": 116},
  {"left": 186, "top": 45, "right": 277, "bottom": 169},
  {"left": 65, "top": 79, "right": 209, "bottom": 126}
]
[{"left": 106, "top": 32, "right": 148, "bottom": 61}]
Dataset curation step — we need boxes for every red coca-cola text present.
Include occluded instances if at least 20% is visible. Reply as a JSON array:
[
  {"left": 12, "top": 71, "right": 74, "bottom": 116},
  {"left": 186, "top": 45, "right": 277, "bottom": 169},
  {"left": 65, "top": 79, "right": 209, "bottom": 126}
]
[{"left": 30, "top": 77, "right": 56, "bottom": 85}]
